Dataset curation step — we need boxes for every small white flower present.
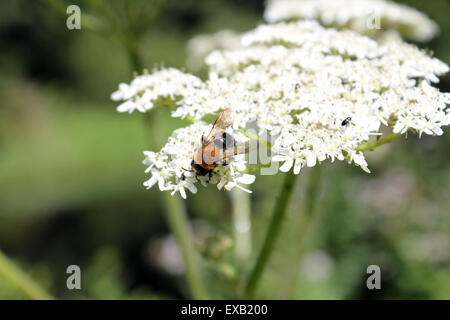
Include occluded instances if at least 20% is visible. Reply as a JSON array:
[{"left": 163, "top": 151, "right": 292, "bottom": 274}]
[
  {"left": 348, "top": 151, "right": 371, "bottom": 173},
  {"left": 111, "top": 68, "right": 205, "bottom": 114},
  {"left": 224, "top": 174, "right": 256, "bottom": 193}
]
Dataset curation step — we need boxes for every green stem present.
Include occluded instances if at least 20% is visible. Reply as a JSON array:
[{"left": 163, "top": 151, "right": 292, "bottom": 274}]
[
  {"left": 163, "top": 192, "right": 208, "bottom": 299},
  {"left": 126, "top": 39, "right": 143, "bottom": 74},
  {"left": 128, "top": 49, "right": 207, "bottom": 299},
  {"left": 244, "top": 162, "right": 275, "bottom": 173},
  {"left": 285, "top": 165, "right": 322, "bottom": 298},
  {"left": 144, "top": 110, "right": 208, "bottom": 300},
  {"left": 0, "top": 250, "right": 53, "bottom": 300},
  {"left": 356, "top": 132, "right": 402, "bottom": 152},
  {"left": 244, "top": 171, "right": 298, "bottom": 298},
  {"left": 238, "top": 129, "right": 271, "bottom": 147},
  {"left": 302, "top": 166, "right": 322, "bottom": 232}
]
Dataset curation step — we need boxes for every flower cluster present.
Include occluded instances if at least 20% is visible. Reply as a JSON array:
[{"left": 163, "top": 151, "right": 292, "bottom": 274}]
[
  {"left": 112, "top": 21, "right": 449, "bottom": 197},
  {"left": 111, "top": 68, "right": 204, "bottom": 114},
  {"left": 142, "top": 122, "right": 255, "bottom": 198},
  {"left": 264, "top": 0, "right": 439, "bottom": 42}
]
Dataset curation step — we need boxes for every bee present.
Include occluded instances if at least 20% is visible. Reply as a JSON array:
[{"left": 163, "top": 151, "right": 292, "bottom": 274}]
[
  {"left": 190, "top": 108, "right": 250, "bottom": 178},
  {"left": 341, "top": 116, "right": 352, "bottom": 126}
]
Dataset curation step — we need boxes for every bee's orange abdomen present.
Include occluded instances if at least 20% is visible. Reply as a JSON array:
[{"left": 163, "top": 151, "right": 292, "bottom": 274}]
[
  {"left": 201, "top": 163, "right": 216, "bottom": 170},
  {"left": 193, "top": 146, "right": 216, "bottom": 171},
  {"left": 201, "top": 145, "right": 217, "bottom": 169}
]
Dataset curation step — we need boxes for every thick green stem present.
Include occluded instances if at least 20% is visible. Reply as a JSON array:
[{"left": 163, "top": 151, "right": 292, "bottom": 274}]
[
  {"left": 244, "top": 171, "right": 298, "bottom": 298},
  {"left": 0, "top": 250, "right": 53, "bottom": 300},
  {"left": 356, "top": 133, "right": 402, "bottom": 152}
]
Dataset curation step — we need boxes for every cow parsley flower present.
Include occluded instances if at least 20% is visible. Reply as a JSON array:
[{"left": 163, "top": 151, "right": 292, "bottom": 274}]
[
  {"left": 110, "top": 68, "right": 205, "bottom": 114},
  {"left": 264, "top": 0, "right": 439, "bottom": 42},
  {"left": 112, "top": 21, "right": 449, "bottom": 197}
]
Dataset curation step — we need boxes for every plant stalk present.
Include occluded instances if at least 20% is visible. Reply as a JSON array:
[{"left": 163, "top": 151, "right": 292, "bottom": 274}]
[
  {"left": 128, "top": 48, "right": 207, "bottom": 299},
  {"left": 285, "top": 165, "right": 322, "bottom": 298},
  {"left": 244, "top": 171, "right": 298, "bottom": 298},
  {"left": 163, "top": 192, "right": 208, "bottom": 299},
  {"left": 144, "top": 110, "right": 208, "bottom": 300},
  {"left": 356, "top": 133, "right": 402, "bottom": 152},
  {"left": 0, "top": 249, "right": 53, "bottom": 300}
]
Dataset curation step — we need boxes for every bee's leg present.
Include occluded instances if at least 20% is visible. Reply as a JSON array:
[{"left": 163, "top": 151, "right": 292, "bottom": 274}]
[{"left": 207, "top": 171, "right": 213, "bottom": 183}]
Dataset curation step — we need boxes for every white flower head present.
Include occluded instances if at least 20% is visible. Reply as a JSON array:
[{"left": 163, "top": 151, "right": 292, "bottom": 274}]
[
  {"left": 113, "top": 21, "right": 449, "bottom": 197},
  {"left": 111, "top": 68, "right": 205, "bottom": 114}
]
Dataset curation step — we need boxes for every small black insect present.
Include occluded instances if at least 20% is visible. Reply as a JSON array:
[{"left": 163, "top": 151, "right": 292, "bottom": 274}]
[
  {"left": 341, "top": 116, "right": 352, "bottom": 126},
  {"left": 294, "top": 83, "right": 301, "bottom": 91}
]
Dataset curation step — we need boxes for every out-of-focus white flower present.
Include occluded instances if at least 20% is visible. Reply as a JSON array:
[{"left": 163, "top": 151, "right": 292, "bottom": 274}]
[
  {"left": 186, "top": 30, "right": 243, "bottom": 72},
  {"left": 149, "top": 234, "right": 184, "bottom": 275},
  {"left": 264, "top": 0, "right": 439, "bottom": 42},
  {"left": 112, "top": 21, "right": 449, "bottom": 197}
]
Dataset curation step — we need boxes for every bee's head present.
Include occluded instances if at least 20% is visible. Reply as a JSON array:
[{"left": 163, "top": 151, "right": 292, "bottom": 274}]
[{"left": 191, "top": 159, "right": 209, "bottom": 176}]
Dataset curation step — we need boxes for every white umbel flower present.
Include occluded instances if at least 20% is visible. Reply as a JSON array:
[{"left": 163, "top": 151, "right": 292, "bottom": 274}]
[
  {"left": 110, "top": 68, "right": 205, "bottom": 114},
  {"left": 264, "top": 0, "right": 439, "bottom": 42},
  {"left": 112, "top": 21, "right": 449, "bottom": 197}
]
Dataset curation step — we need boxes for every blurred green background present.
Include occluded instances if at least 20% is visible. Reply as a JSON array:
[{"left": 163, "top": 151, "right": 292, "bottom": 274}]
[{"left": 0, "top": 0, "right": 449, "bottom": 299}]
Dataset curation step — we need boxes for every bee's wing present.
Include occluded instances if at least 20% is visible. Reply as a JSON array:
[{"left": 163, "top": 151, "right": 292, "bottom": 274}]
[
  {"left": 204, "top": 140, "right": 252, "bottom": 165},
  {"left": 222, "top": 141, "right": 251, "bottom": 161},
  {"left": 204, "top": 108, "right": 234, "bottom": 144}
]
